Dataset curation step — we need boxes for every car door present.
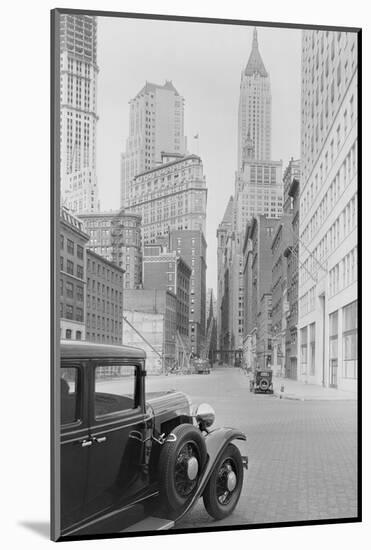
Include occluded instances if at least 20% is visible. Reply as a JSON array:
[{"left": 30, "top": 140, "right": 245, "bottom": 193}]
[
  {"left": 60, "top": 364, "right": 90, "bottom": 532},
  {"left": 83, "top": 361, "right": 152, "bottom": 522}
]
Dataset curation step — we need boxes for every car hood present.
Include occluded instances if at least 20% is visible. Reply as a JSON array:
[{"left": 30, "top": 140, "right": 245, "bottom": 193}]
[{"left": 146, "top": 389, "right": 191, "bottom": 422}]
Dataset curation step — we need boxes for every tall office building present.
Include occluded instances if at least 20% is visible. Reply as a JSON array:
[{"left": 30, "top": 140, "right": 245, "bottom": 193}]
[
  {"left": 233, "top": 136, "right": 283, "bottom": 235},
  {"left": 120, "top": 81, "right": 187, "bottom": 207},
  {"left": 126, "top": 153, "right": 207, "bottom": 244},
  {"left": 170, "top": 230, "right": 207, "bottom": 356},
  {"left": 59, "top": 14, "right": 99, "bottom": 213},
  {"left": 234, "top": 28, "right": 283, "bottom": 236},
  {"left": 238, "top": 27, "right": 272, "bottom": 169},
  {"left": 298, "top": 30, "right": 358, "bottom": 391},
  {"left": 243, "top": 216, "right": 280, "bottom": 370},
  {"left": 218, "top": 27, "right": 282, "bottom": 354},
  {"left": 216, "top": 197, "right": 234, "bottom": 352},
  {"left": 78, "top": 210, "right": 142, "bottom": 290},
  {"left": 142, "top": 244, "right": 191, "bottom": 344}
]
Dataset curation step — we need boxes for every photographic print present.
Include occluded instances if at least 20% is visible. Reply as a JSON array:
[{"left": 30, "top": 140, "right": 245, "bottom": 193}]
[{"left": 51, "top": 9, "right": 360, "bottom": 542}]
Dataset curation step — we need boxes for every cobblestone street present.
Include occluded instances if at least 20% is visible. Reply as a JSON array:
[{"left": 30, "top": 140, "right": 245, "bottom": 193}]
[{"left": 146, "top": 365, "right": 358, "bottom": 528}]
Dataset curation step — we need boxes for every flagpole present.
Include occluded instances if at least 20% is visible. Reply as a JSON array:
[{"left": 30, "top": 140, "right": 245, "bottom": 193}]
[{"left": 193, "top": 133, "right": 200, "bottom": 156}]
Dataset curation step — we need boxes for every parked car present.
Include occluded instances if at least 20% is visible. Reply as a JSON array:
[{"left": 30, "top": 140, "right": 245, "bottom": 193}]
[
  {"left": 193, "top": 358, "right": 211, "bottom": 374},
  {"left": 249, "top": 368, "right": 273, "bottom": 394},
  {"left": 59, "top": 340, "right": 248, "bottom": 539}
]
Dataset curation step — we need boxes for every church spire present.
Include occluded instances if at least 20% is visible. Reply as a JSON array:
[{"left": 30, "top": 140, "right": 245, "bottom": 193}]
[{"left": 244, "top": 27, "right": 268, "bottom": 77}]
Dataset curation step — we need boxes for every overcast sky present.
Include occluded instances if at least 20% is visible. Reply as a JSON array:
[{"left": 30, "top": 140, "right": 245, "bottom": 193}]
[{"left": 96, "top": 16, "right": 302, "bottom": 293}]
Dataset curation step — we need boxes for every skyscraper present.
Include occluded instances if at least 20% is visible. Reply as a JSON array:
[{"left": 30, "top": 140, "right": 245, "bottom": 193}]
[
  {"left": 78, "top": 209, "right": 143, "bottom": 290},
  {"left": 298, "top": 30, "right": 358, "bottom": 391},
  {"left": 126, "top": 152, "right": 207, "bottom": 244},
  {"left": 234, "top": 27, "right": 282, "bottom": 237},
  {"left": 120, "top": 81, "right": 187, "bottom": 207},
  {"left": 59, "top": 14, "right": 99, "bottom": 213},
  {"left": 217, "top": 27, "right": 283, "bottom": 352},
  {"left": 238, "top": 28, "right": 272, "bottom": 169}
]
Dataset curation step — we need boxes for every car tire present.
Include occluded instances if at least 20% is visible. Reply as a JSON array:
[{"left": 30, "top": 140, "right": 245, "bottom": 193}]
[
  {"left": 203, "top": 443, "right": 244, "bottom": 520},
  {"left": 158, "top": 423, "right": 207, "bottom": 512},
  {"left": 259, "top": 379, "right": 269, "bottom": 391}
]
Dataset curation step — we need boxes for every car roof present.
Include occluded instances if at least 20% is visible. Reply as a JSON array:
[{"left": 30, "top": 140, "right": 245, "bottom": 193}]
[{"left": 60, "top": 340, "right": 146, "bottom": 360}]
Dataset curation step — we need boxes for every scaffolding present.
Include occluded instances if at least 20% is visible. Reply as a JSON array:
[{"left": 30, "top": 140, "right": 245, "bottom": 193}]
[{"left": 174, "top": 331, "right": 192, "bottom": 374}]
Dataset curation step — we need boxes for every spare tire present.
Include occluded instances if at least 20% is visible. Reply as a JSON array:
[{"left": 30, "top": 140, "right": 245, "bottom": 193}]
[
  {"left": 259, "top": 378, "right": 269, "bottom": 391},
  {"left": 158, "top": 423, "right": 207, "bottom": 512}
]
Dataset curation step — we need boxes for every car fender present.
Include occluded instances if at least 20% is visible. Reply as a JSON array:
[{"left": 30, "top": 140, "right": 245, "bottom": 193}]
[{"left": 173, "top": 427, "right": 247, "bottom": 523}]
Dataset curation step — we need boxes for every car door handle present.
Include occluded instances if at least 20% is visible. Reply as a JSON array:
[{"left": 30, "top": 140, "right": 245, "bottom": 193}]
[
  {"left": 94, "top": 436, "right": 107, "bottom": 444},
  {"left": 80, "top": 439, "right": 93, "bottom": 448}
]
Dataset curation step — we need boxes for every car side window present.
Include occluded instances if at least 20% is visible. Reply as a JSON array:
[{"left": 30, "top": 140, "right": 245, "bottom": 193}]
[
  {"left": 61, "top": 367, "right": 79, "bottom": 425},
  {"left": 94, "top": 365, "right": 137, "bottom": 418}
]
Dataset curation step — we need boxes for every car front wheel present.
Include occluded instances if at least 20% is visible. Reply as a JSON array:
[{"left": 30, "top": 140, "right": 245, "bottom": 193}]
[{"left": 203, "top": 443, "right": 243, "bottom": 520}]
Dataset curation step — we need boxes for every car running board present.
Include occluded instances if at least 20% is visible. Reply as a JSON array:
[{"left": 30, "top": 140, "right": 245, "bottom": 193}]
[{"left": 123, "top": 517, "right": 175, "bottom": 532}]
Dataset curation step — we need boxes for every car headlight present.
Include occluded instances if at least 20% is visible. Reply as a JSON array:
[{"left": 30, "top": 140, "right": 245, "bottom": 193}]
[{"left": 195, "top": 403, "right": 215, "bottom": 428}]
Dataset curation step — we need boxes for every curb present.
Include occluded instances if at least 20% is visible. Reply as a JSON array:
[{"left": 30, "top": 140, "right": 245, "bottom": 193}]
[
  {"left": 274, "top": 392, "right": 357, "bottom": 402},
  {"left": 274, "top": 392, "right": 304, "bottom": 401}
]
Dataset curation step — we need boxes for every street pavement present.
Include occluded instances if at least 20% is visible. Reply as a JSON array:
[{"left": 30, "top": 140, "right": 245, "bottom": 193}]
[{"left": 146, "top": 364, "right": 358, "bottom": 528}]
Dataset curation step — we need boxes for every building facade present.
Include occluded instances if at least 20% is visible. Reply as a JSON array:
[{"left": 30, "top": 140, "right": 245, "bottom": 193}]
[
  {"left": 238, "top": 28, "right": 271, "bottom": 168},
  {"left": 142, "top": 245, "right": 191, "bottom": 344},
  {"left": 78, "top": 209, "right": 142, "bottom": 290},
  {"left": 85, "top": 250, "right": 124, "bottom": 344},
  {"left": 205, "top": 289, "right": 218, "bottom": 363},
  {"left": 170, "top": 230, "right": 207, "bottom": 356},
  {"left": 216, "top": 197, "right": 234, "bottom": 352},
  {"left": 126, "top": 153, "right": 207, "bottom": 245},
  {"left": 217, "top": 28, "right": 282, "bottom": 356},
  {"left": 271, "top": 214, "right": 292, "bottom": 375},
  {"left": 281, "top": 159, "right": 301, "bottom": 380},
  {"left": 298, "top": 30, "right": 358, "bottom": 391},
  {"left": 120, "top": 81, "right": 187, "bottom": 207},
  {"left": 123, "top": 289, "right": 177, "bottom": 373},
  {"left": 60, "top": 207, "right": 90, "bottom": 340},
  {"left": 59, "top": 14, "right": 99, "bottom": 213},
  {"left": 234, "top": 153, "right": 283, "bottom": 235},
  {"left": 243, "top": 215, "right": 279, "bottom": 370}
]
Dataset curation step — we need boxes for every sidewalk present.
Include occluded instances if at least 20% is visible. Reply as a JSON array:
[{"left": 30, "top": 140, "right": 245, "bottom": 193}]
[{"left": 272, "top": 375, "right": 357, "bottom": 401}]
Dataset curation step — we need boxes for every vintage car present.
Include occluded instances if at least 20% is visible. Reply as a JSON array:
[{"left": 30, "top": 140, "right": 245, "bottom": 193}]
[
  {"left": 58, "top": 340, "right": 248, "bottom": 539},
  {"left": 193, "top": 358, "right": 211, "bottom": 374},
  {"left": 249, "top": 368, "right": 274, "bottom": 394}
]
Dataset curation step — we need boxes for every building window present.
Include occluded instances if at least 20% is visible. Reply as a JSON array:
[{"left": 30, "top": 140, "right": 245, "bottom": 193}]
[
  {"left": 343, "top": 301, "right": 357, "bottom": 379},
  {"left": 76, "top": 331, "right": 82, "bottom": 341},
  {"left": 77, "top": 245, "right": 83, "bottom": 259},
  {"left": 67, "top": 260, "right": 74, "bottom": 275},
  {"left": 76, "top": 307, "right": 83, "bottom": 322},
  {"left": 300, "top": 327, "right": 308, "bottom": 374},
  {"left": 60, "top": 235, "right": 64, "bottom": 250},
  {"left": 309, "top": 323, "right": 315, "bottom": 376},
  {"left": 329, "top": 309, "right": 338, "bottom": 371},
  {"left": 65, "top": 304, "right": 73, "bottom": 320},
  {"left": 76, "top": 265, "right": 84, "bottom": 279},
  {"left": 60, "top": 257, "right": 64, "bottom": 271},
  {"left": 76, "top": 285, "right": 83, "bottom": 302},
  {"left": 67, "top": 239, "right": 74, "bottom": 255},
  {"left": 66, "top": 281, "right": 73, "bottom": 298},
  {"left": 65, "top": 329, "right": 72, "bottom": 340}
]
